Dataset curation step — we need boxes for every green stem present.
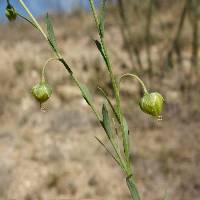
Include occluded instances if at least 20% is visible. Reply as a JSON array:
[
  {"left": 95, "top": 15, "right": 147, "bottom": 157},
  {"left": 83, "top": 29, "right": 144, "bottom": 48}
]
[
  {"left": 58, "top": 58, "right": 101, "bottom": 121},
  {"left": 88, "top": 2, "right": 141, "bottom": 199},
  {"left": 17, "top": 0, "right": 47, "bottom": 40},
  {"left": 17, "top": 13, "right": 38, "bottom": 29},
  {"left": 89, "top": 0, "right": 129, "bottom": 162},
  {"left": 60, "top": 57, "right": 126, "bottom": 172},
  {"left": 120, "top": 73, "right": 148, "bottom": 94},
  {"left": 89, "top": 0, "right": 100, "bottom": 33},
  {"left": 110, "top": 137, "right": 127, "bottom": 172},
  {"left": 41, "top": 57, "right": 58, "bottom": 82},
  {"left": 126, "top": 175, "right": 141, "bottom": 200},
  {"left": 17, "top": 1, "right": 140, "bottom": 199},
  {"left": 17, "top": 0, "right": 102, "bottom": 171}
]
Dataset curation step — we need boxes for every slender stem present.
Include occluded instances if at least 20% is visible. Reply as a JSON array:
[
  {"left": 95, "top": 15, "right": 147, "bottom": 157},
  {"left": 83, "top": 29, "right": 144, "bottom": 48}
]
[
  {"left": 95, "top": 136, "right": 126, "bottom": 172},
  {"left": 17, "top": 0, "right": 102, "bottom": 153},
  {"left": 17, "top": 0, "right": 47, "bottom": 40},
  {"left": 126, "top": 175, "right": 141, "bottom": 200},
  {"left": 120, "top": 73, "right": 148, "bottom": 94},
  {"left": 17, "top": 13, "right": 37, "bottom": 29},
  {"left": 89, "top": 0, "right": 100, "bottom": 33},
  {"left": 88, "top": 0, "right": 128, "bottom": 161},
  {"left": 110, "top": 137, "right": 127, "bottom": 172},
  {"left": 16, "top": 0, "right": 141, "bottom": 199},
  {"left": 58, "top": 58, "right": 101, "bottom": 121},
  {"left": 59, "top": 58, "right": 125, "bottom": 168},
  {"left": 41, "top": 58, "right": 58, "bottom": 82},
  {"left": 88, "top": 2, "right": 141, "bottom": 199}
]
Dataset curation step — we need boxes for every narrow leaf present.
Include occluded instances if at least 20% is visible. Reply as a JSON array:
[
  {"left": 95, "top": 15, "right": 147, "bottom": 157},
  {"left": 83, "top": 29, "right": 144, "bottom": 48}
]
[
  {"left": 98, "top": 86, "right": 120, "bottom": 122},
  {"left": 102, "top": 103, "right": 112, "bottom": 139},
  {"left": 94, "top": 40, "right": 107, "bottom": 63},
  {"left": 46, "top": 13, "right": 59, "bottom": 54},
  {"left": 122, "top": 116, "right": 129, "bottom": 158},
  {"left": 114, "top": 105, "right": 121, "bottom": 121},
  {"left": 163, "top": 191, "right": 168, "bottom": 200},
  {"left": 17, "top": 13, "right": 37, "bottom": 29},
  {"left": 95, "top": 136, "right": 119, "bottom": 164},
  {"left": 79, "top": 83, "right": 93, "bottom": 106},
  {"left": 74, "top": 79, "right": 100, "bottom": 120}
]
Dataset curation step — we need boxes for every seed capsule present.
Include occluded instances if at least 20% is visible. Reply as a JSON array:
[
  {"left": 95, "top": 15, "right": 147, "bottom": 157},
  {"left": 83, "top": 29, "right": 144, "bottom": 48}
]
[
  {"left": 32, "top": 82, "right": 52, "bottom": 103},
  {"left": 5, "top": 4, "right": 17, "bottom": 21},
  {"left": 139, "top": 92, "right": 164, "bottom": 117}
]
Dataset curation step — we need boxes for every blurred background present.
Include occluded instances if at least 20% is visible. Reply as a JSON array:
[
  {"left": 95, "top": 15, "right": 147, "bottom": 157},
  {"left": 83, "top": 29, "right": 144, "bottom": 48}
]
[{"left": 0, "top": 0, "right": 200, "bottom": 199}]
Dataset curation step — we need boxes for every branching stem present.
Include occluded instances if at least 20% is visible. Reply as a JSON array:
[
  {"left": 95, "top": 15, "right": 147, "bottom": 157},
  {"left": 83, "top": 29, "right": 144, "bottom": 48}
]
[
  {"left": 88, "top": 1, "right": 140, "bottom": 200},
  {"left": 88, "top": 0, "right": 130, "bottom": 167},
  {"left": 15, "top": 1, "right": 142, "bottom": 199},
  {"left": 17, "top": 13, "right": 37, "bottom": 29},
  {"left": 17, "top": 0, "right": 47, "bottom": 40}
]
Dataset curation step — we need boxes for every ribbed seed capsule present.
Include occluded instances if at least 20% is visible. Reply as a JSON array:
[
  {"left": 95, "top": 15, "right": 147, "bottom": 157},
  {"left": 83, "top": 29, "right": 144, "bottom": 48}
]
[
  {"left": 32, "top": 82, "right": 52, "bottom": 103},
  {"left": 5, "top": 5, "right": 17, "bottom": 21},
  {"left": 139, "top": 92, "right": 164, "bottom": 117}
]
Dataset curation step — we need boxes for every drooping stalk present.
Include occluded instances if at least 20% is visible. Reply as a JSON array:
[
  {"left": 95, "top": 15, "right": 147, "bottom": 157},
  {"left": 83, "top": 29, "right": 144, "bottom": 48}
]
[
  {"left": 41, "top": 58, "right": 58, "bottom": 82},
  {"left": 89, "top": 0, "right": 130, "bottom": 166},
  {"left": 16, "top": 0, "right": 141, "bottom": 199},
  {"left": 88, "top": 0, "right": 140, "bottom": 199},
  {"left": 120, "top": 73, "right": 148, "bottom": 94}
]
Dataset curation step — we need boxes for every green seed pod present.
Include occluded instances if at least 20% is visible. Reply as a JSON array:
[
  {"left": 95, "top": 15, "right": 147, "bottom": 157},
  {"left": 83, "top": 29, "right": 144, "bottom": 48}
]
[
  {"left": 32, "top": 82, "right": 52, "bottom": 103},
  {"left": 139, "top": 92, "right": 164, "bottom": 117},
  {"left": 5, "top": 4, "right": 17, "bottom": 21}
]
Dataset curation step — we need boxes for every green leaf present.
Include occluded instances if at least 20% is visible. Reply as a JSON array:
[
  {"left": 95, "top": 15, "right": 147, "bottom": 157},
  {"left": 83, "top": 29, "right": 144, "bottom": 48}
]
[
  {"left": 46, "top": 13, "right": 59, "bottom": 54},
  {"left": 99, "top": 0, "right": 106, "bottom": 38},
  {"left": 94, "top": 40, "right": 107, "bottom": 63},
  {"left": 101, "top": 103, "right": 112, "bottom": 139},
  {"left": 114, "top": 105, "right": 121, "bottom": 120},
  {"left": 98, "top": 87, "right": 120, "bottom": 122},
  {"left": 17, "top": 13, "right": 37, "bottom": 29},
  {"left": 73, "top": 79, "right": 100, "bottom": 120},
  {"left": 79, "top": 83, "right": 93, "bottom": 106},
  {"left": 95, "top": 136, "right": 120, "bottom": 164},
  {"left": 122, "top": 116, "right": 129, "bottom": 158},
  {"left": 163, "top": 191, "right": 168, "bottom": 200}
]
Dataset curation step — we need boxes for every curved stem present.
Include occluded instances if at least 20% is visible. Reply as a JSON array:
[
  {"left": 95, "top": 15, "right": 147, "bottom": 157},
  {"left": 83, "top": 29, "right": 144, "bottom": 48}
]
[
  {"left": 88, "top": 0, "right": 133, "bottom": 177},
  {"left": 16, "top": 0, "right": 101, "bottom": 130},
  {"left": 17, "top": 0, "right": 47, "bottom": 40},
  {"left": 41, "top": 57, "right": 58, "bottom": 82},
  {"left": 17, "top": 13, "right": 37, "bottom": 28},
  {"left": 119, "top": 73, "right": 148, "bottom": 94}
]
